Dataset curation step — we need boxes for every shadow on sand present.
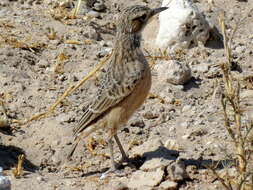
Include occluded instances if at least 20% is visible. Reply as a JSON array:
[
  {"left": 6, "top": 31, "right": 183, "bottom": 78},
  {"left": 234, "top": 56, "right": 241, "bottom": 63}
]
[
  {"left": 72, "top": 145, "right": 233, "bottom": 178},
  {"left": 0, "top": 144, "right": 38, "bottom": 173}
]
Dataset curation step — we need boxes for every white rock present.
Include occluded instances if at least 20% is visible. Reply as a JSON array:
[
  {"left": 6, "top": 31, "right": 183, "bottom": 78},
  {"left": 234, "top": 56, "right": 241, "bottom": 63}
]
[
  {"left": 128, "top": 168, "right": 164, "bottom": 188},
  {"left": 159, "top": 180, "right": 178, "bottom": 190},
  {"left": 156, "top": 0, "right": 210, "bottom": 51},
  {"left": 154, "top": 60, "right": 191, "bottom": 85},
  {"left": 0, "top": 167, "right": 11, "bottom": 190},
  {"left": 164, "top": 139, "right": 180, "bottom": 150}
]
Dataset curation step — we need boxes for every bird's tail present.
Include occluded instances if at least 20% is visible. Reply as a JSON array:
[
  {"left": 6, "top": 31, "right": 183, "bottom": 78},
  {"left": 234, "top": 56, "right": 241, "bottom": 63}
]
[
  {"left": 67, "top": 138, "right": 81, "bottom": 160},
  {"left": 66, "top": 122, "right": 105, "bottom": 160}
]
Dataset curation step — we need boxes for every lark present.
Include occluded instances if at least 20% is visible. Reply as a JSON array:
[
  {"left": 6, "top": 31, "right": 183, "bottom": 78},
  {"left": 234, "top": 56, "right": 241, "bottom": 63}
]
[{"left": 67, "top": 5, "right": 167, "bottom": 174}]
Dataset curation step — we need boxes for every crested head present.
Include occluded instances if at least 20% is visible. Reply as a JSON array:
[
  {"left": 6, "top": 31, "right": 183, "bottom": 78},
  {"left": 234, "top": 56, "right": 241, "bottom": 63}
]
[{"left": 117, "top": 5, "right": 168, "bottom": 35}]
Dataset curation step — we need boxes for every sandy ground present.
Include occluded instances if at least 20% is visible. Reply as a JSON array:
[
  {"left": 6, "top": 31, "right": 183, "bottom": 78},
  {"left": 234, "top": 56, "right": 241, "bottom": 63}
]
[{"left": 0, "top": 0, "right": 253, "bottom": 189}]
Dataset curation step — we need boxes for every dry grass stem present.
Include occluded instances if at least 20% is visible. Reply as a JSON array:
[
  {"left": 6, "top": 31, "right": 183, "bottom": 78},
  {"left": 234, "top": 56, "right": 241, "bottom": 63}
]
[
  {"left": 12, "top": 154, "right": 25, "bottom": 178},
  {"left": 210, "top": 10, "right": 253, "bottom": 190},
  {"left": 72, "top": 0, "right": 82, "bottom": 18}
]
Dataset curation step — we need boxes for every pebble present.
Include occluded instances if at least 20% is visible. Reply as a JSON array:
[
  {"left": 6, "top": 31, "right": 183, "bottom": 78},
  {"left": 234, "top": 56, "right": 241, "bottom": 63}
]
[
  {"left": 36, "top": 176, "right": 44, "bottom": 182},
  {"left": 87, "top": 10, "right": 101, "bottom": 18},
  {"left": 167, "top": 159, "right": 188, "bottom": 182},
  {"left": 159, "top": 180, "right": 178, "bottom": 190},
  {"left": 37, "top": 59, "right": 50, "bottom": 68},
  {"left": 164, "top": 139, "right": 180, "bottom": 150},
  {"left": 142, "top": 110, "right": 159, "bottom": 120},
  {"left": 130, "top": 118, "right": 145, "bottom": 128},
  {"left": 154, "top": 60, "right": 192, "bottom": 85},
  {"left": 182, "top": 105, "right": 192, "bottom": 112},
  {"left": 93, "top": 1, "right": 106, "bottom": 12},
  {"left": 193, "top": 64, "right": 209, "bottom": 74},
  {"left": 0, "top": 167, "right": 11, "bottom": 190}
]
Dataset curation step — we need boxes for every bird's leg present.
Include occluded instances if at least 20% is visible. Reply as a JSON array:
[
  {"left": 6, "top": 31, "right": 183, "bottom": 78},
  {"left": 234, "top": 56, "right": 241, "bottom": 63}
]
[
  {"left": 108, "top": 138, "right": 117, "bottom": 171},
  {"left": 114, "top": 134, "right": 129, "bottom": 162},
  {"left": 100, "top": 138, "right": 118, "bottom": 179}
]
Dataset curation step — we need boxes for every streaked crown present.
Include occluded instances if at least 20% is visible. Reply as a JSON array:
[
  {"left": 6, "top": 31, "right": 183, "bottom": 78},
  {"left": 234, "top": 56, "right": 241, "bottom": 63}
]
[{"left": 117, "top": 5, "right": 167, "bottom": 34}]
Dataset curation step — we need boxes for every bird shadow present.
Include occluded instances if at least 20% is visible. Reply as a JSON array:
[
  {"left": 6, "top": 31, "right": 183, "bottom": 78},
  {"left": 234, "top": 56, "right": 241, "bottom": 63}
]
[
  {"left": 73, "top": 146, "right": 233, "bottom": 178},
  {"left": 141, "top": 146, "right": 234, "bottom": 170},
  {"left": 0, "top": 144, "right": 38, "bottom": 172}
]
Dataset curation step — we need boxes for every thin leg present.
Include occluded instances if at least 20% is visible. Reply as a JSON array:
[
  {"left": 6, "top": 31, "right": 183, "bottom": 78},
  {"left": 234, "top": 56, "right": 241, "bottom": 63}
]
[
  {"left": 108, "top": 138, "right": 117, "bottom": 170},
  {"left": 100, "top": 138, "right": 117, "bottom": 179},
  {"left": 114, "top": 134, "right": 128, "bottom": 162}
]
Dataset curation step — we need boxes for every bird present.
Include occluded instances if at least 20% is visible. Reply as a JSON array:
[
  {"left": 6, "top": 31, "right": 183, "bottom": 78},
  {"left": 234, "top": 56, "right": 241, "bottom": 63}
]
[{"left": 67, "top": 5, "right": 168, "bottom": 174}]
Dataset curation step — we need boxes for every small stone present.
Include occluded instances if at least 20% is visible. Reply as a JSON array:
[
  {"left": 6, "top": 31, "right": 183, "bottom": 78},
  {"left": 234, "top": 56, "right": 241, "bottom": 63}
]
[
  {"left": 142, "top": 110, "right": 159, "bottom": 119},
  {"left": 87, "top": 10, "right": 101, "bottom": 18},
  {"left": 159, "top": 180, "right": 178, "bottom": 190},
  {"left": 128, "top": 168, "right": 164, "bottom": 188},
  {"left": 182, "top": 134, "right": 190, "bottom": 139},
  {"left": 167, "top": 159, "right": 188, "bottom": 182},
  {"left": 164, "top": 139, "right": 180, "bottom": 150},
  {"left": 190, "top": 129, "right": 207, "bottom": 137},
  {"left": 182, "top": 105, "right": 192, "bottom": 112},
  {"left": 234, "top": 46, "right": 246, "bottom": 54},
  {"left": 36, "top": 176, "right": 44, "bottom": 182},
  {"left": 130, "top": 118, "right": 145, "bottom": 128},
  {"left": 52, "top": 140, "right": 60, "bottom": 146},
  {"left": 193, "top": 64, "right": 209, "bottom": 73},
  {"left": 86, "top": 0, "right": 106, "bottom": 12},
  {"left": 93, "top": 1, "right": 106, "bottom": 12},
  {"left": 37, "top": 59, "right": 50, "bottom": 68},
  {"left": 186, "top": 165, "right": 198, "bottom": 175},
  {"left": 180, "top": 121, "right": 189, "bottom": 128},
  {"left": 84, "top": 27, "right": 100, "bottom": 40},
  {"left": 59, "top": 0, "right": 74, "bottom": 8},
  {"left": 154, "top": 60, "right": 192, "bottom": 85},
  {"left": 0, "top": 168, "right": 11, "bottom": 190}
]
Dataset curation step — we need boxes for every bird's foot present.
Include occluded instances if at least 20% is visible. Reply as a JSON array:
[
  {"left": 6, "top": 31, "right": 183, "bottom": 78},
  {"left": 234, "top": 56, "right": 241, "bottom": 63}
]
[
  {"left": 100, "top": 167, "right": 126, "bottom": 179},
  {"left": 120, "top": 155, "right": 129, "bottom": 163}
]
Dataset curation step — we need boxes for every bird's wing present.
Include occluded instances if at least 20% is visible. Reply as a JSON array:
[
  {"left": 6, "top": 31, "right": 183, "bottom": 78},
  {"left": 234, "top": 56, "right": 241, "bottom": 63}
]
[{"left": 73, "top": 64, "right": 143, "bottom": 136}]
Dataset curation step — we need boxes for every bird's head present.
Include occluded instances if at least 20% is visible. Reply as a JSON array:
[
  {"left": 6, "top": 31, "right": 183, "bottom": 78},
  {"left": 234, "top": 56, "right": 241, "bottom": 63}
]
[{"left": 117, "top": 5, "right": 168, "bottom": 35}]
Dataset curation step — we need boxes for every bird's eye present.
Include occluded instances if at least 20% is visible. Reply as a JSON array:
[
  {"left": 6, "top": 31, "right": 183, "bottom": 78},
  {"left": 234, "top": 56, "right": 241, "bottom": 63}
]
[{"left": 139, "top": 14, "right": 147, "bottom": 21}]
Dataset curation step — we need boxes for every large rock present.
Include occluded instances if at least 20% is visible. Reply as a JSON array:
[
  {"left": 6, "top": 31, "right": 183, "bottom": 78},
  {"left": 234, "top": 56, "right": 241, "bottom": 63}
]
[
  {"left": 154, "top": 60, "right": 192, "bottom": 85},
  {"left": 128, "top": 168, "right": 164, "bottom": 189},
  {"left": 131, "top": 138, "right": 178, "bottom": 171},
  {"left": 140, "top": 158, "right": 173, "bottom": 171},
  {"left": 156, "top": 0, "right": 210, "bottom": 51}
]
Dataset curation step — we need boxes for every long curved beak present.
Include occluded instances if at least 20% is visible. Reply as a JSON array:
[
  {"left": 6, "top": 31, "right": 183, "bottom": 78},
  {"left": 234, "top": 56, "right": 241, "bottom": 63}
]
[{"left": 150, "top": 7, "right": 168, "bottom": 17}]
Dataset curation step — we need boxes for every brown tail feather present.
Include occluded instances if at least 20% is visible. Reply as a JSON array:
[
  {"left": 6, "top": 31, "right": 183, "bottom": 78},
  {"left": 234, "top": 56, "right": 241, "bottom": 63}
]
[
  {"left": 67, "top": 123, "right": 104, "bottom": 160},
  {"left": 67, "top": 138, "right": 80, "bottom": 160}
]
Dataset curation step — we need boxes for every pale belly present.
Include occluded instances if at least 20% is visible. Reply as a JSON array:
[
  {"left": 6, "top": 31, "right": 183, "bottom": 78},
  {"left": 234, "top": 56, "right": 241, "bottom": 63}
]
[{"left": 105, "top": 67, "right": 151, "bottom": 138}]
